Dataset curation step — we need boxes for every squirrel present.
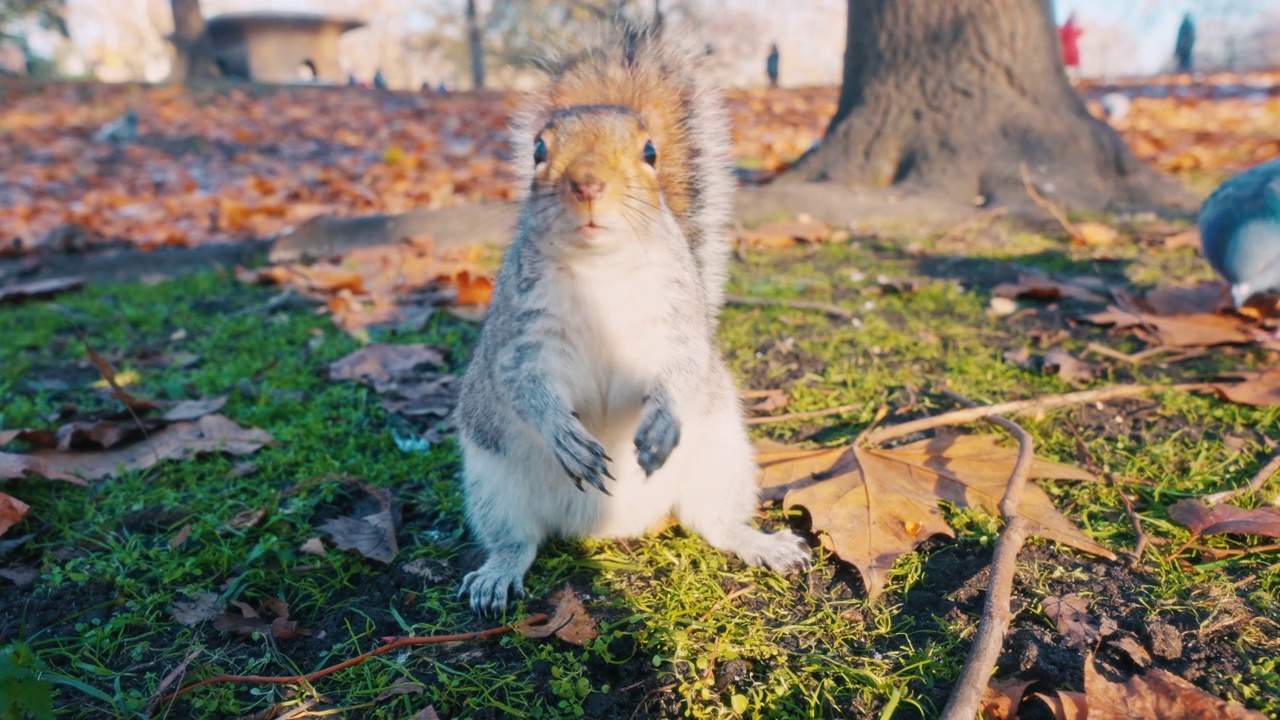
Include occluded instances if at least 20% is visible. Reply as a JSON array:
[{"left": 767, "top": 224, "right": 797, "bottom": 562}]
[{"left": 454, "top": 23, "right": 811, "bottom": 615}]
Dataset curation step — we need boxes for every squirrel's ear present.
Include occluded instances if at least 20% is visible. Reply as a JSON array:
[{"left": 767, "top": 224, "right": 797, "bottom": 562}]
[{"left": 534, "top": 138, "right": 548, "bottom": 165}]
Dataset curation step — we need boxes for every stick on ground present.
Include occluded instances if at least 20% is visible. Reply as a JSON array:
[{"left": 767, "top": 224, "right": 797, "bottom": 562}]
[
  {"left": 1204, "top": 450, "right": 1280, "bottom": 505},
  {"left": 725, "top": 293, "right": 854, "bottom": 321},
  {"left": 937, "top": 394, "right": 1035, "bottom": 720}
]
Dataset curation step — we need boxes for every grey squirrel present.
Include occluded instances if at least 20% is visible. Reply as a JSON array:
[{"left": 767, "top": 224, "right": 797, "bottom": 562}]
[{"left": 454, "top": 23, "right": 810, "bottom": 615}]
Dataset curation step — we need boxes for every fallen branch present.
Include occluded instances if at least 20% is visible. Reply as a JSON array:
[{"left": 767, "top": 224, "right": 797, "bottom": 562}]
[
  {"left": 158, "top": 614, "right": 546, "bottom": 705},
  {"left": 746, "top": 403, "right": 862, "bottom": 426},
  {"left": 725, "top": 293, "right": 854, "bottom": 321},
  {"left": 1019, "top": 162, "right": 1078, "bottom": 237},
  {"left": 1204, "top": 450, "right": 1280, "bottom": 505},
  {"left": 863, "top": 383, "right": 1213, "bottom": 446},
  {"left": 938, "top": 394, "right": 1035, "bottom": 720}
]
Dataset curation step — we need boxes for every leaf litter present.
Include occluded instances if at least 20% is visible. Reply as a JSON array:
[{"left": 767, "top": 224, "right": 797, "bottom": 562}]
[
  {"left": 521, "top": 584, "right": 599, "bottom": 647},
  {"left": 317, "top": 484, "right": 399, "bottom": 564},
  {"left": 213, "top": 598, "right": 313, "bottom": 641},
  {"left": 757, "top": 434, "right": 1115, "bottom": 599}
]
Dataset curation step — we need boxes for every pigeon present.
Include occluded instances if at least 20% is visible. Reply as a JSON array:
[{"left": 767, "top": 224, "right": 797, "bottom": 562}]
[
  {"left": 92, "top": 110, "right": 138, "bottom": 143},
  {"left": 1198, "top": 158, "right": 1280, "bottom": 310}
]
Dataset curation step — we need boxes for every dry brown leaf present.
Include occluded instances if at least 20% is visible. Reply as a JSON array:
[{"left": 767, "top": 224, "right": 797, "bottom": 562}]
[
  {"left": 0, "top": 451, "right": 88, "bottom": 485},
  {"left": 1035, "top": 690, "right": 1088, "bottom": 720},
  {"left": 759, "top": 435, "right": 1114, "bottom": 599},
  {"left": 738, "top": 220, "right": 831, "bottom": 249},
  {"left": 83, "top": 340, "right": 163, "bottom": 412},
  {"left": 980, "top": 677, "right": 1033, "bottom": 720},
  {"left": 1083, "top": 657, "right": 1265, "bottom": 719},
  {"left": 299, "top": 537, "right": 327, "bottom": 557},
  {"left": 1108, "top": 634, "right": 1152, "bottom": 668},
  {"left": 220, "top": 507, "right": 268, "bottom": 533},
  {"left": 522, "top": 583, "right": 599, "bottom": 646},
  {"left": 0, "top": 276, "right": 87, "bottom": 304},
  {"left": 171, "top": 591, "right": 222, "bottom": 627},
  {"left": 329, "top": 344, "right": 446, "bottom": 391},
  {"left": 24, "top": 414, "right": 272, "bottom": 481},
  {"left": 407, "top": 707, "right": 441, "bottom": 720},
  {"left": 214, "top": 598, "right": 312, "bottom": 641},
  {"left": 1043, "top": 593, "right": 1100, "bottom": 650},
  {"left": 318, "top": 486, "right": 399, "bottom": 564},
  {"left": 1141, "top": 281, "right": 1232, "bottom": 316},
  {"left": 1043, "top": 348, "right": 1097, "bottom": 386},
  {"left": 1071, "top": 221, "right": 1120, "bottom": 247},
  {"left": 1168, "top": 498, "right": 1280, "bottom": 538},
  {"left": 374, "top": 677, "right": 425, "bottom": 702},
  {"left": 747, "top": 389, "right": 791, "bottom": 414},
  {"left": 161, "top": 397, "right": 228, "bottom": 422},
  {"left": 1208, "top": 369, "right": 1280, "bottom": 407},
  {"left": 1083, "top": 306, "right": 1256, "bottom": 347},
  {"left": 0, "top": 567, "right": 37, "bottom": 587},
  {"left": 168, "top": 522, "right": 192, "bottom": 549},
  {"left": 992, "top": 274, "right": 1106, "bottom": 304},
  {"left": 0, "top": 492, "right": 30, "bottom": 538},
  {"left": 1162, "top": 227, "right": 1200, "bottom": 250}
]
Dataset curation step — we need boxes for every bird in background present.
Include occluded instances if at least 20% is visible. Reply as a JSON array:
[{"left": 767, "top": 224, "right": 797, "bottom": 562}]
[{"left": 1198, "top": 158, "right": 1280, "bottom": 325}]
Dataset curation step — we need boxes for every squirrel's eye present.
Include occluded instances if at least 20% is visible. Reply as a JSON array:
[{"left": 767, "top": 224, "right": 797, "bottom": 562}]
[
  {"left": 642, "top": 140, "right": 657, "bottom": 166},
  {"left": 533, "top": 138, "right": 548, "bottom": 165}
]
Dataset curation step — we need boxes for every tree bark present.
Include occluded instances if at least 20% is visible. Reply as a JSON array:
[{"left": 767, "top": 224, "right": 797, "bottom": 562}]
[
  {"left": 787, "top": 0, "right": 1187, "bottom": 211},
  {"left": 466, "top": 0, "right": 485, "bottom": 90},
  {"left": 168, "top": 0, "right": 219, "bottom": 83}
]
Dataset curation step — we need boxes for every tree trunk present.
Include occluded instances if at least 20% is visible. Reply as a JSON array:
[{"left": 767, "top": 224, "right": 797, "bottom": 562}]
[
  {"left": 168, "top": 0, "right": 219, "bottom": 83},
  {"left": 787, "top": 0, "right": 1186, "bottom": 211},
  {"left": 466, "top": 0, "right": 485, "bottom": 90}
]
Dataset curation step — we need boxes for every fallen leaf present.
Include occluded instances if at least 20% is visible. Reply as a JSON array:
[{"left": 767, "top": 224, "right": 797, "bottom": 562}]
[
  {"left": 374, "top": 677, "right": 425, "bottom": 702},
  {"left": 1043, "top": 348, "right": 1096, "bottom": 386},
  {"left": 0, "top": 493, "right": 31, "bottom": 537},
  {"left": 1108, "top": 634, "right": 1152, "bottom": 668},
  {"left": 329, "top": 344, "right": 446, "bottom": 392},
  {"left": 992, "top": 274, "right": 1106, "bottom": 304},
  {"left": 1043, "top": 594, "right": 1100, "bottom": 650},
  {"left": 1083, "top": 306, "right": 1256, "bottom": 347},
  {"left": 161, "top": 397, "right": 228, "bottom": 422},
  {"left": 980, "top": 677, "right": 1033, "bottom": 720},
  {"left": 24, "top": 414, "right": 272, "bottom": 481},
  {"left": 1071, "top": 221, "right": 1120, "bottom": 247},
  {"left": 214, "top": 598, "right": 311, "bottom": 641},
  {"left": 522, "top": 583, "right": 598, "bottom": 646},
  {"left": 0, "top": 451, "right": 87, "bottom": 485},
  {"left": 1141, "top": 281, "right": 1231, "bottom": 316},
  {"left": 0, "top": 276, "right": 86, "bottom": 304},
  {"left": 1003, "top": 347, "right": 1035, "bottom": 369},
  {"left": 738, "top": 220, "right": 831, "bottom": 249},
  {"left": 220, "top": 507, "right": 267, "bottom": 533},
  {"left": 82, "top": 339, "right": 163, "bottom": 412},
  {"left": 406, "top": 707, "right": 441, "bottom": 720},
  {"left": 448, "top": 270, "right": 494, "bottom": 305},
  {"left": 1083, "top": 656, "right": 1265, "bottom": 719},
  {"left": 318, "top": 486, "right": 399, "bottom": 564},
  {"left": 748, "top": 389, "right": 791, "bottom": 415},
  {"left": 0, "top": 567, "right": 37, "bottom": 586},
  {"left": 299, "top": 537, "right": 326, "bottom": 557},
  {"left": 1168, "top": 498, "right": 1280, "bottom": 538},
  {"left": 171, "top": 591, "right": 222, "bottom": 627},
  {"left": 758, "top": 435, "right": 1114, "bottom": 599},
  {"left": 1035, "top": 690, "right": 1088, "bottom": 720},
  {"left": 1208, "top": 369, "right": 1280, "bottom": 407},
  {"left": 168, "top": 522, "right": 192, "bottom": 548}
]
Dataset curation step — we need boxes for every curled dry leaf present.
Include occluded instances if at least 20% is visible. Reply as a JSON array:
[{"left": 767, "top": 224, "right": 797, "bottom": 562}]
[
  {"left": 1082, "top": 656, "right": 1265, "bottom": 720},
  {"left": 161, "top": 397, "right": 228, "bottom": 422},
  {"left": 1083, "top": 306, "right": 1256, "bottom": 347},
  {"left": 1035, "top": 690, "right": 1088, "bottom": 720},
  {"left": 1071, "top": 221, "right": 1120, "bottom": 247},
  {"left": 992, "top": 274, "right": 1106, "bottom": 304},
  {"left": 1167, "top": 498, "right": 1280, "bottom": 539},
  {"left": 329, "top": 343, "right": 460, "bottom": 420},
  {"left": 980, "top": 677, "right": 1033, "bottom": 720},
  {"left": 0, "top": 276, "right": 86, "bottom": 304},
  {"left": 757, "top": 435, "right": 1114, "bottom": 599},
  {"left": 0, "top": 492, "right": 31, "bottom": 538},
  {"left": 21, "top": 414, "right": 273, "bottom": 482},
  {"left": 0, "top": 451, "right": 87, "bottom": 486},
  {"left": 1043, "top": 348, "right": 1097, "bottom": 386},
  {"left": 1208, "top": 368, "right": 1280, "bottom": 407},
  {"left": 1042, "top": 593, "right": 1101, "bottom": 650},
  {"left": 219, "top": 507, "right": 268, "bottom": 534},
  {"left": 214, "top": 598, "right": 312, "bottom": 641},
  {"left": 171, "top": 591, "right": 222, "bottom": 627},
  {"left": 738, "top": 220, "right": 831, "bottom": 249},
  {"left": 521, "top": 583, "right": 599, "bottom": 646},
  {"left": 299, "top": 537, "right": 327, "bottom": 557},
  {"left": 318, "top": 486, "right": 399, "bottom": 564}
]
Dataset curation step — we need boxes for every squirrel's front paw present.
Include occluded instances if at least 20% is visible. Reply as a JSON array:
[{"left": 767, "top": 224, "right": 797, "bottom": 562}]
[
  {"left": 550, "top": 415, "right": 614, "bottom": 494},
  {"left": 635, "top": 396, "right": 681, "bottom": 476}
]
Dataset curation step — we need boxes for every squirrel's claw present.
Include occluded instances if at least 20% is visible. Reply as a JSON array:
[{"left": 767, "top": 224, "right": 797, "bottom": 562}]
[{"left": 551, "top": 416, "right": 614, "bottom": 494}]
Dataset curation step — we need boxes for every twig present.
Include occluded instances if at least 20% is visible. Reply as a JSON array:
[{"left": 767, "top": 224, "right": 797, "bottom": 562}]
[
  {"left": 699, "top": 585, "right": 757, "bottom": 622},
  {"left": 144, "top": 646, "right": 202, "bottom": 717},
  {"left": 1067, "top": 420, "right": 1149, "bottom": 565},
  {"left": 863, "top": 383, "right": 1213, "bottom": 446},
  {"left": 1203, "top": 451, "right": 1280, "bottom": 505},
  {"left": 725, "top": 293, "right": 854, "bottom": 321},
  {"left": 746, "top": 403, "right": 862, "bottom": 426},
  {"left": 1020, "top": 162, "right": 1078, "bottom": 237},
  {"left": 158, "top": 614, "right": 546, "bottom": 705},
  {"left": 938, "top": 395, "right": 1035, "bottom": 720},
  {"left": 937, "top": 207, "right": 1009, "bottom": 245}
]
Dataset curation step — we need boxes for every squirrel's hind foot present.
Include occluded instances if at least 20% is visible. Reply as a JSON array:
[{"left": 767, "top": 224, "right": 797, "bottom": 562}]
[
  {"left": 724, "top": 527, "right": 812, "bottom": 576},
  {"left": 458, "top": 544, "right": 537, "bottom": 616}
]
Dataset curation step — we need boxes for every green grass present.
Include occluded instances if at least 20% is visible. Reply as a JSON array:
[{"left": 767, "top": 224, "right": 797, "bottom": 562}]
[{"left": 1, "top": 224, "right": 1278, "bottom": 719}]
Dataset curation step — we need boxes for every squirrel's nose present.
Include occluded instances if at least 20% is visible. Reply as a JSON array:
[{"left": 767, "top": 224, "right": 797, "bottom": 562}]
[{"left": 569, "top": 175, "right": 605, "bottom": 203}]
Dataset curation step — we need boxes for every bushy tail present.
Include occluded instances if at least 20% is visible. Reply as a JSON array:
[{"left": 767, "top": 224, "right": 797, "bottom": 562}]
[{"left": 512, "top": 21, "right": 736, "bottom": 316}]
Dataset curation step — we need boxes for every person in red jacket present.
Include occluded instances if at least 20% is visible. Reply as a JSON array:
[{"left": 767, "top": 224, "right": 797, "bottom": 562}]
[{"left": 1060, "top": 13, "right": 1083, "bottom": 76}]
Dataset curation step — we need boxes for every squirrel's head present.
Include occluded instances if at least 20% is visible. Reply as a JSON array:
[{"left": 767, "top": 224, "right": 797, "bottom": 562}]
[{"left": 528, "top": 105, "right": 665, "bottom": 246}]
